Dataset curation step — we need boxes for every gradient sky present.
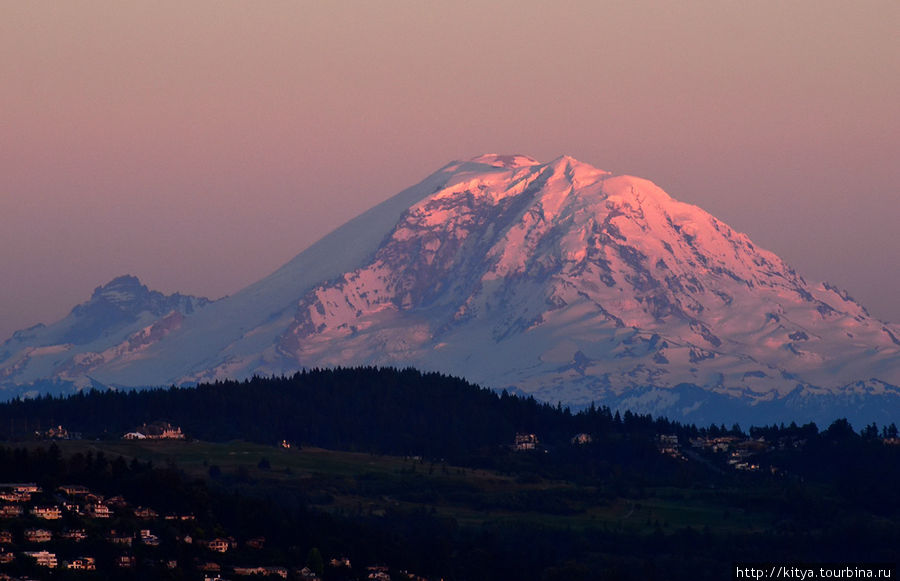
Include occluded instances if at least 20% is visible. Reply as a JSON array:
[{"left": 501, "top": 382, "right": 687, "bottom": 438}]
[{"left": 2, "top": 1, "right": 898, "bottom": 341}]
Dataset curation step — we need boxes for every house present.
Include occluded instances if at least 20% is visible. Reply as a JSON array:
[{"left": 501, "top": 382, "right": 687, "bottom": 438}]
[
  {"left": 25, "top": 528, "right": 53, "bottom": 543},
  {"left": 60, "top": 529, "right": 88, "bottom": 541},
  {"left": 0, "top": 505, "right": 22, "bottom": 518},
  {"left": 245, "top": 536, "right": 265, "bottom": 549},
  {"left": 107, "top": 531, "right": 134, "bottom": 546},
  {"left": 0, "top": 484, "right": 37, "bottom": 502},
  {"left": 140, "top": 529, "right": 161, "bottom": 546},
  {"left": 367, "top": 565, "right": 391, "bottom": 581},
  {"left": 0, "top": 550, "right": 13, "bottom": 564},
  {"left": 0, "top": 490, "right": 29, "bottom": 502},
  {"left": 0, "top": 531, "right": 11, "bottom": 544},
  {"left": 198, "top": 561, "right": 222, "bottom": 572},
  {"left": 514, "top": 433, "right": 539, "bottom": 451},
  {"left": 204, "top": 538, "right": 232, "bottom": 553},
  {"left": 116, "top": 555, "right": 136, "bottom": 568},
  {"left": 62, "top": 501, "right": 84, "bottom": 515},
  {"left": 87, "top": 503, "right": 112, "bottom": 518},
  {"left": 329, "top": 557, "right": 352, "bottom": 568},
  {"left": 234, "top": 566, "right": 288, "bottom": 578},
  {"left": 31, "top": 505, "right": 62, "bottom": 520},
  {"left": 24, "top": 550, "right": 57, "bottom": 568},
  {"left": 58, "top": 484, "right": 91, "bottom": 497},
  {"left": 571, "top": 433, "right": 593, "bottom": 445},
  {"left": 123, "top": 431, "right": 148, "bottom": 440},
  {"left": 66, "top": 557, "right": 96, "bottom": 570},
  {"left": 11, "top": 483, "right": 40, "bottom": 494},
  {"left": 297, "top": 566, "right": 321, "bottom": 581},
  {"left": 657, "top": 434, "right": 685, "bottom": 460},
  {"left": 134, "top": 506, "right": 159, "bottom": 519},
  {"left": 107, "top": 495, "right": 128, "bottom": 508}
]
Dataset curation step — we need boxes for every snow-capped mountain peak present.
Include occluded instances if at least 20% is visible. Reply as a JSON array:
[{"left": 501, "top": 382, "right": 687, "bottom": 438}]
[{"left": 2, "top": 155, "right": 898, "bottom": 425}]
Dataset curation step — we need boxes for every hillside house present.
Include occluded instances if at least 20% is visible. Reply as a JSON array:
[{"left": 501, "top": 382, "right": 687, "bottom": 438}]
[
  {"left": 25, "top": 528, "right": 53, "bottom": 543},
  {"left": 116, "top": 555, "right": 136, "bottom": 569},
  {"left": 234, "top": 565, "right": 288, "bottom": 578},
  {"left": 330, "top": 557, "right": 352, "bottom": 568},
  {"left": 62, "top": 501, "right": 84, "bottom": 515},
  {"left": 0, "top": 490, "right": 30, "bottom": 502},
  {"left": 87, "top": 503, "right": 111, "bottom": 518},
  {"left": 24, "top": 550, "right": 57, "bottom": 568},
  {"left": 571, "top": 433, "right": 593, "bottom": 445},
  {"left": 107, "top": 530, "right": 134, "bottom": 546},
  {"left": 140, "top": 529, "right": 161, "bottom": 546},
  {"left": 657, "top": 434, "right": 685, "bottom": 460},
  {"left": 298, "top": 566, "right": 321, "bottom": 580},
  {"left": 58, "top": 484, "right": 91, "bottom": 497},
  {"left": 60, "top": 529, "right": 88, "bottom": 541},
  {"left": 0, "top": 505, "right": 23, "bottom": 518},
  {"left": 204, "top": 538, "right": 232, "bottom": 553},
  {"left": 0, "top": 531, "right": 11, "bottom": 544},
  {"left": 367, "top": 564, "right": 392, "bottom": 581},
  {"left": 134, "top": 506, "right": 159, "bottom": 519},
  {"left": 0, "top": 550, "right": 13, "bottom": 564},
  {"left": 245, "top": 536, "right": 266, "bottom": 549},
  {"left": 66, "top": 557, "right": 96, "bottom": 570},
  {"left": 0, "top": 484, "right": 37, "bottom": 501},
  {"left": 514, "top": 433, "right": 539, "bottom": 451},
  {"left": 199, "top": 561, "right": 222, "bottom": 572},
  {"left": 11, "top": 483, "right": 40, "bottom": 493},
  {"left": 32, "top": 505, "right": 62, "bottom": 520},
  {"left": 107, "top": 495, "right": 128, "bottom": 508}
]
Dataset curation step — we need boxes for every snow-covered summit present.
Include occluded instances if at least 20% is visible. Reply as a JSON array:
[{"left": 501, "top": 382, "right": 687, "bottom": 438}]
[{"left": 466, "top": 153, "right": 542, "bottom": 169}]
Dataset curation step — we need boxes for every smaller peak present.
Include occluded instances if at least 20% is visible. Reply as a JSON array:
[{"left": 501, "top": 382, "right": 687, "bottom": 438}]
[{"left": 467, "top": 154, "right": 541, "bottom": 169}]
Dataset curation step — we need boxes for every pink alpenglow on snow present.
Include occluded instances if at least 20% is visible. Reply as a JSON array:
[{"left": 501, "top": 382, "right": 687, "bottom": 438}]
[{"left": 2, "top": 155, "right": 899, "bottom": 425}]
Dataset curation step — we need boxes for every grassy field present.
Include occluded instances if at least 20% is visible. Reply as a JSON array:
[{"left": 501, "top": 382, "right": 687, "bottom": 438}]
[{"left": 29, "top": 439, "right": 777, "bottom": 535}]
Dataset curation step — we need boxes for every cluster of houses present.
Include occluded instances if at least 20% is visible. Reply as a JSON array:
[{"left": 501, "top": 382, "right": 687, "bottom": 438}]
[
  {"left": 122, "top": 421, "right": 186, "bottom": 440},
  {"left": 32, "top": 425, "right": 81, "bottom": 441},
  {"left": 0, "top": 482, "right": 201, "bottom": 576},
  {"left": 0, "top": 481, "right": 428, "bottom": 581},
  {"left": 657, "top": 434, "right": 687, "bottom": 461},
  {"left": 507, "top": 429, "right": 799, "bottom": 473},
  {"left": 688, "top": 435, "right": 777, "bottom": 471}
]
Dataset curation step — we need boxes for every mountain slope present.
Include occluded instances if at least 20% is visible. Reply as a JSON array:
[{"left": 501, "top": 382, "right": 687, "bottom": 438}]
[
  {"left": 265, "top": 155, "right": 900, "bottom": 413},
  {"left": 2, "top": 155, "right": 899, "bottom": 423}
]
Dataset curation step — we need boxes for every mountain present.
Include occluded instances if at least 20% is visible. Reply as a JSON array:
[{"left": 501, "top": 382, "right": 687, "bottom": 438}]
[
  {"left": 0, "top": 275, "right": 210, "bottom": 394},
  {"left": 3, "top": 155, "right": 899, "bottom": 424}
]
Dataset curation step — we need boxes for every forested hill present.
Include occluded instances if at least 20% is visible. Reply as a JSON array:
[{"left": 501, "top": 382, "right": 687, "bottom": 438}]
[{"left": 0, "top": 367, "right": 688, "bottom": 457}]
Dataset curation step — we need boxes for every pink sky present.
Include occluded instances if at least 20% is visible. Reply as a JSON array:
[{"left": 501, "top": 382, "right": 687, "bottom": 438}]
[{"left": 1, "top": 1, "right": 898, "bottom": 340}]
